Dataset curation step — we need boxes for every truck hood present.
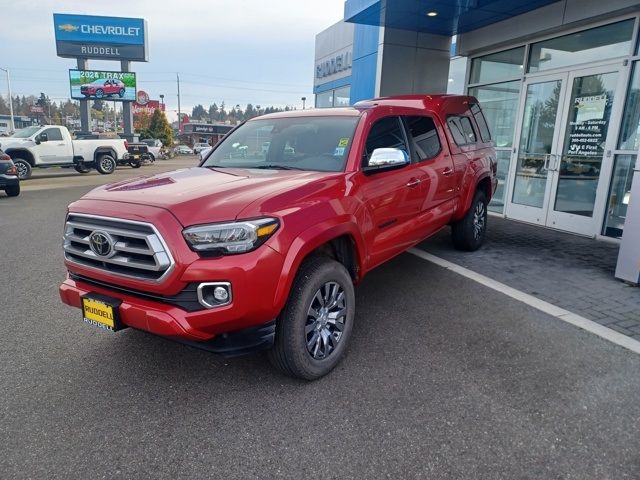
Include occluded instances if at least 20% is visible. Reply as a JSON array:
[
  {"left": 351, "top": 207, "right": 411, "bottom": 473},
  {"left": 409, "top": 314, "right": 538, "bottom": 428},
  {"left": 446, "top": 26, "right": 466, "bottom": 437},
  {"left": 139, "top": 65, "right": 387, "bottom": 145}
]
[
  {"left": 0, "top": 138, "right": 35, "bottom": 150},
  {"left": 82, "top": 166, "right": 339, "bottom": 226}
]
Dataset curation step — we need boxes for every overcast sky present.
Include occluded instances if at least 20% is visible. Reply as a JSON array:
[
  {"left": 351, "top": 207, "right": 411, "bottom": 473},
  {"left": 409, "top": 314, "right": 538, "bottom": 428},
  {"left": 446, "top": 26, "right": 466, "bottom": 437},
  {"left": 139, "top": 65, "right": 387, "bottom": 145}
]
[{"left": 0, "top": 0, "right": 346, "bottom": 119}]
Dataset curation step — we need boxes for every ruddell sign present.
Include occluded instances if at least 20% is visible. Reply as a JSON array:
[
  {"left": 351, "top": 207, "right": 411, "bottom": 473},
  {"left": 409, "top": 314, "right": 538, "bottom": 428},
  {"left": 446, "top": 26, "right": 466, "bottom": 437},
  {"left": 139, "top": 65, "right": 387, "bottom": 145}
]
[{"left": 53, "top": 13, "right": 148, "bottom": 62}]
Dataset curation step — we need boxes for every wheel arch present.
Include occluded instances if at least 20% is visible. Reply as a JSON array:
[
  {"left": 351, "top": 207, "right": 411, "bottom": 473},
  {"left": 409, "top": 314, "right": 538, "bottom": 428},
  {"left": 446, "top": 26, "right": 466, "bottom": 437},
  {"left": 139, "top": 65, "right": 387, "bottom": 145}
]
[
  {"left": 5, "top": 149, "right": 35, "bottom": 166},
  {"left": 93, "top": 147, "right": 117, "bottom": 162},
  {"left": 272, "top": 221, "right": 366, "bottom": 314}
]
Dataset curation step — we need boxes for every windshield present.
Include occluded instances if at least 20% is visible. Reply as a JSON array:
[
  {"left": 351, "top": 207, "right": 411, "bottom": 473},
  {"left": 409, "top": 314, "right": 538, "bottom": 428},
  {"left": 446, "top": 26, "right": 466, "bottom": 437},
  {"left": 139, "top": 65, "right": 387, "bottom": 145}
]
[
  {"left": 11, "top": 126, "right": 41, "bottom": 138},
  {"left": 202, "top": 116, "right": 359, "bottom": 172}
]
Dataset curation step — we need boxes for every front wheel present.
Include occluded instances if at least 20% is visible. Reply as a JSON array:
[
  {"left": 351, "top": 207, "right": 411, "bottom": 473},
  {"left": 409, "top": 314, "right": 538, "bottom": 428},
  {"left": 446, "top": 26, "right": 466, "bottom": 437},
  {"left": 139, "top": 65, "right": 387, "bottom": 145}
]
[
  {"left": 268, "top": 256, "right": 355, "bottom": 380},
  {"left": 96, "top": 154, "right": 116, "bottom": 174},
  {"left": 5, "top": 184, "right": 20, "bottom": 197},
  {"left": 95, "top": 89, "right": 104, "bottom": 99},
  {"left": 13, "top": 158, "right": 32, "bottom": 180},
  {"left": 118, "top": 88, "right": 125, "bottom": 98},
  {"left": 452, "top": 189, "right": 488, "bottom": 251}
]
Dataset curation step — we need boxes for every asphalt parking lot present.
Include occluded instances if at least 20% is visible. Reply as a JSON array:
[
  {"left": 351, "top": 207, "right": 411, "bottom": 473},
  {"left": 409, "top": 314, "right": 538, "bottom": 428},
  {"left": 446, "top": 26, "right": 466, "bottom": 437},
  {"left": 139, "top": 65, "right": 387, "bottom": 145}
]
[{"left": 1, "top": 163, "right": 640, "bottom": 479}]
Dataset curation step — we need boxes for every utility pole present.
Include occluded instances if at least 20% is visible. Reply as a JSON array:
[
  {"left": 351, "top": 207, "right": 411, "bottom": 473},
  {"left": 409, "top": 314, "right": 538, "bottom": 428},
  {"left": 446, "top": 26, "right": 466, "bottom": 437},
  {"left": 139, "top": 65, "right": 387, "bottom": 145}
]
[
  {"left": 1, "top": 67, "right": 15, "bottom": 133},
  {"left": 177, "top": 73, "right": 182, "bottom": 132}
]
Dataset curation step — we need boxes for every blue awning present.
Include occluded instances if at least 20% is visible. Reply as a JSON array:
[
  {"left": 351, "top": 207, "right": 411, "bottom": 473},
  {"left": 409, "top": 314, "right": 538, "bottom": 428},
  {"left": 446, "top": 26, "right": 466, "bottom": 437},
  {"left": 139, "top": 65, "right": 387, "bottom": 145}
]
[{"left": 344, "top": 0, "right": 562, "bottom": 36}]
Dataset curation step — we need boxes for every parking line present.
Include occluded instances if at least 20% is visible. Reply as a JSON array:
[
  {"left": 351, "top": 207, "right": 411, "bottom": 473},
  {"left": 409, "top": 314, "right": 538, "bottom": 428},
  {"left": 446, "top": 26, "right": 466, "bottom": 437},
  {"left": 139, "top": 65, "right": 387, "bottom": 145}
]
[{"left": 408, "top": 248, "right": 640, "bottom": 355}]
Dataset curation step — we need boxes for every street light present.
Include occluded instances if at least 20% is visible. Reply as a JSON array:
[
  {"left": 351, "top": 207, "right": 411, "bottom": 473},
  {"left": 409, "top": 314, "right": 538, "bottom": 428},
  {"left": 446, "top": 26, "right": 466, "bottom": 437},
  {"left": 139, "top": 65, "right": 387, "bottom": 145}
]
[
  {"left": 0, "top": 67, "right": 15, "bottom": 133},
  {"left": 301, "top": 96, "right": 306, "bottom": 110},
  {"left": 159, "top": 94, "right": 164, "bottom": 109}
]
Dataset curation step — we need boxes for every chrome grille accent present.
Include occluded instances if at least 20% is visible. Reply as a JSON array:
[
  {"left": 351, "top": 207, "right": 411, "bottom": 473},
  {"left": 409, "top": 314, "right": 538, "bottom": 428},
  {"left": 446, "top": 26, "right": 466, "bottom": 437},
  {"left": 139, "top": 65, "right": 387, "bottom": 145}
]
[{"left": 63, "top": 213, "right": 174, "bottom": 282}]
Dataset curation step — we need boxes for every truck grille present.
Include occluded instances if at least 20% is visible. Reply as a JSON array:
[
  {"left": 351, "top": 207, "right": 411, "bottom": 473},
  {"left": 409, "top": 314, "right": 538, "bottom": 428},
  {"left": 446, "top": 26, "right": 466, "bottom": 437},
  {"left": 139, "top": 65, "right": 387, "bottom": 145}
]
[{"left": 63, "top": 214, "right": 174, "bottom": 282}]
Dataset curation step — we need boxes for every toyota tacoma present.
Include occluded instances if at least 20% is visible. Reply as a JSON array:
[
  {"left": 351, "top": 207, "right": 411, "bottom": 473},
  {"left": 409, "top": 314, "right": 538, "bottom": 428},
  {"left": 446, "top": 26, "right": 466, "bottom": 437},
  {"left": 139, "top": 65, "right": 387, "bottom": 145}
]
[{"left": 59, "top": 95, "right": 497, "bottom": 380}]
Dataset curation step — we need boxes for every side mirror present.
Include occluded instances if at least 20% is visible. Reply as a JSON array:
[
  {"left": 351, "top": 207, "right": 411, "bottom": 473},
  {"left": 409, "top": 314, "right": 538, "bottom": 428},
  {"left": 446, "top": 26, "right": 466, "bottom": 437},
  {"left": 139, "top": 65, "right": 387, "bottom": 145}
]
[
  {"left": 36, "top": 133, "right": 48, "bottom": 143},
  {"left": 364, "top": 148, "right": 410, "bottom": 172}
]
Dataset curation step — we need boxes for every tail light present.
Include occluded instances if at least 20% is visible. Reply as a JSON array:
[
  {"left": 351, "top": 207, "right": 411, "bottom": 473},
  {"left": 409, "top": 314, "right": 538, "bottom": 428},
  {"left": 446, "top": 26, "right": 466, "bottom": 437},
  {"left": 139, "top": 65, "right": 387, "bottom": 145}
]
[
  {"left": 124, "top": 140, "right": 129, "bottom": 150},
  {"left": 0, "top": 153, "right": 10, "bottom": 161},
  {"left": 6, "top": 164, "right": 17, "bottom": 175}
]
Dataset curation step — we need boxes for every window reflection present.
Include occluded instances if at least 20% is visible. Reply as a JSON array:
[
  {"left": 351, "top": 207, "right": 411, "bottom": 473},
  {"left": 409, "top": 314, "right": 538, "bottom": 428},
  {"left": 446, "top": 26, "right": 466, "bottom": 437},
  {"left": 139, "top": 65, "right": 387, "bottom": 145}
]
[
  {"left": 604, "top": 155, "right": 636, "bottom": 238},
  {"left": 619, "top": 62, "right": 640, "bottom": 151}
]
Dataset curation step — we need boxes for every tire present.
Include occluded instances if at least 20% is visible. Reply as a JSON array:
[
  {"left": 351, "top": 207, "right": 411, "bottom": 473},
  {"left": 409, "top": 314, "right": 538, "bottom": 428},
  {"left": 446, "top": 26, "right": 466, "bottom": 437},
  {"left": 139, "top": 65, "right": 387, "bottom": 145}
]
[
  {"left": 74, "top": 164, "right": 90, "bottom": 174},
  {"left": 95, "top": 89, "right": 104, "bottom": 99},
  {"left": 268, "top": 256, "right": 355, "bottom": 380},
  {"left": 452, "top": 189, "right": 488, "bottom": 251},
  {"left": 13, "top": 158, "right": 32, "bottom": 180},
  {"left": 5, "top": 184, "right": 20, "bottom": 197},
  {"left": 129, "top": 160, "right": 141, "bottom": 168},
  {"left": 118, "top": 88, "right": 125, "bottom": 98},
  {"left": 96, "top": 154, "right": 116, "bottom": 175},
  {"left": 148, "top": 153, "right": 155, "bottom": 163}
]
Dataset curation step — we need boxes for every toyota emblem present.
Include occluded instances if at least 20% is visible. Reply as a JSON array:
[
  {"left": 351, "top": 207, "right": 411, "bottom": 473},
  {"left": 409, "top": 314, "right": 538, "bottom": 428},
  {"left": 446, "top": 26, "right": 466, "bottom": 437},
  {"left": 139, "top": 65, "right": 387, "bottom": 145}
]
[{"left": 89, "top": 231, "right": 114, "bottom": 257}]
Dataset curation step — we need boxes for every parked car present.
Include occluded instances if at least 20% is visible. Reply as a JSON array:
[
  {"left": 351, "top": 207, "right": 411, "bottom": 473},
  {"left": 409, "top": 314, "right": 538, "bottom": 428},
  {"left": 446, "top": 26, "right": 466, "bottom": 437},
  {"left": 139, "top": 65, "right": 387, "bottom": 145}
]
[
  {"left": 0, "top": 149, "right": 19, "bottom": 197},
  {"left": 141, "top": 138, "right": 163, "bottom": 161},
  {"left": 0, "top": 125, "right": 129, "bottom": 179},
  {"left": 193, "top": 143, "right": 210, "bottom": 154},
  {"left": 60, "top": 95, "right": 497, "bottom": 380},
  {"left": 81, "top": 78, "right": 126, "bottom": 99},
  {"left": 174, "top": 145, "right": 194, "bottom": 155},
  {"left": 124, "top": 142, "right": 152, "bottom": 168}
]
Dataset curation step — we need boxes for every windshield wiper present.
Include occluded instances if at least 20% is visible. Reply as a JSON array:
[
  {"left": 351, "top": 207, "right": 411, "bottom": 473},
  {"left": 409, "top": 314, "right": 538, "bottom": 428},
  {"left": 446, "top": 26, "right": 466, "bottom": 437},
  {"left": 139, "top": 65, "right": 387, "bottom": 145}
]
[{"left": 252, "top": 164, "right": 306, "bottom": 171}]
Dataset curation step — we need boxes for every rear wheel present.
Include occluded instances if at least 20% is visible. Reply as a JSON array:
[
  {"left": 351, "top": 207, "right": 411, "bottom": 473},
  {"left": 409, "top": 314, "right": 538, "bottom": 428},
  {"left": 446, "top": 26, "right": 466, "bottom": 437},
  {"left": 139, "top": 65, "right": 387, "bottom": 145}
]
[
  {"left": 268, "top": 256, "right": 355, "bottom": 380},
  {"left": 13, "top": 158, "right": 32, "bottom": 180},
  {"left": 74, "top": 164, "right": 90, "bottom": 174},
  {"left": 452, "top": 189, "right": 488, "bottom": 251},
  {"left": 5, "top": 184, "right": 20, "bottom": 197},
  {"left": 96, "top": 154, "right": 116, "bottom": 175},
  {"left": 129, "top": 160, "right": 142, "bottom": 168}
]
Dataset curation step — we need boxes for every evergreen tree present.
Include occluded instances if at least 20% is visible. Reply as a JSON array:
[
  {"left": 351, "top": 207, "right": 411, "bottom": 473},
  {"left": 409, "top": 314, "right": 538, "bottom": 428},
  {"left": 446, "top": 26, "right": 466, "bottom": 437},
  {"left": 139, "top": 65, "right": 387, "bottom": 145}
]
[
  {"left": 191, "top": 104, "right": 207, "bottom": 120},
  {"left": 208, "top": 103, "right": 219, "bottom": 122},
  {"left": 149, "top": 108, "right": 173, "bottom": 146}
]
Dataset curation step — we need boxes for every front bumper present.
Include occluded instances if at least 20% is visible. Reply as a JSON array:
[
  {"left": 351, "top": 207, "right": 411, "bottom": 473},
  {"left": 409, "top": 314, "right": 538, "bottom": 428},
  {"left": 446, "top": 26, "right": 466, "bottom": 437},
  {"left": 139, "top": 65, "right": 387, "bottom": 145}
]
[{"left": 0, "top": 174, "right": 19, "bottom": 188}]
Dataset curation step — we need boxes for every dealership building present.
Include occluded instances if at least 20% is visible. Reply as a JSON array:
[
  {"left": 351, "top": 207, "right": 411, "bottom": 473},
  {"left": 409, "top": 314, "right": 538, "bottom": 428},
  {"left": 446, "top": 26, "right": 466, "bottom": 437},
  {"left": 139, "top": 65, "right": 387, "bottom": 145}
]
[{"left": 314, "top": 0, "right": 640, "bottom": 243}]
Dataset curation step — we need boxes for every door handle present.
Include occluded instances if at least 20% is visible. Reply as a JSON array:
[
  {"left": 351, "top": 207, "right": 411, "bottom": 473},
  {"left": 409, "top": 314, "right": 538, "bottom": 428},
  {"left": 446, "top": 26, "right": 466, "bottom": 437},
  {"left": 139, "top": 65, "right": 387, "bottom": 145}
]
[
  {"left": 406, "top": 178, "right": 421, "bottom": 188},
  {"left": 543, "top": 154, "right": 550, "bottom": 171},
  {"left": 442, "top": 167, "right": 454, "bottom": 176}
]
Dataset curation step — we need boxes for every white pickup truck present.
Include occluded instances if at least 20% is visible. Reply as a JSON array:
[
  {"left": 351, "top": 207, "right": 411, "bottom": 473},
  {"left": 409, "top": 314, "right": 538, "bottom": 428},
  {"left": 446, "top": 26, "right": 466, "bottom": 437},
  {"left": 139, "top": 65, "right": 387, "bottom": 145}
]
[{"left": 0, "top": 125, "right": 130, "bottom": 179}]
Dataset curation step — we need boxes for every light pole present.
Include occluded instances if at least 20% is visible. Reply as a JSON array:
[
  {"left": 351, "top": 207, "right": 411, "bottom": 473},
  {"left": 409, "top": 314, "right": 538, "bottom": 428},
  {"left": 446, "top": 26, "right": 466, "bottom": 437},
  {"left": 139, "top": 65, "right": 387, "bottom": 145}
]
[
  {"left": 301, "top": 96, "right": 306, "bottom": 110},
  {"left": 0, "top": 67, "right": 15, "bottom": 133},
  {"left": 159, "top": 94, "right": 164, "bottom": 110}
]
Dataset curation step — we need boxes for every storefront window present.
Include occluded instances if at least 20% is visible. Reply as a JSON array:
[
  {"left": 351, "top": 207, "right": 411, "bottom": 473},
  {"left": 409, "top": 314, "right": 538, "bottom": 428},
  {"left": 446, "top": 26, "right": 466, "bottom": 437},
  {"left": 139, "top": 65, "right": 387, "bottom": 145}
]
[
  {"left": 315, "top": 91, "right": 333, "bottom": 108},
  {"left": 528, "top": 20, "right": 634, "bottom": 73},
  {"left": 619, "top": 62, "right": 640, "bottom": 151},
  {"left": 488, "top": 150, "right": 512, "bottom": 214},
  {"left": 334, "top": 86, "right": 351, "bottom": 107},
  {"left": 469, "top": 81, "right": 521, "bottom": 148},
  {"left": 469, "top": 47, "right": 525, "bottom": 84},
  {"left": 604, "top": 155, "right": 636, "bottom": 238}
]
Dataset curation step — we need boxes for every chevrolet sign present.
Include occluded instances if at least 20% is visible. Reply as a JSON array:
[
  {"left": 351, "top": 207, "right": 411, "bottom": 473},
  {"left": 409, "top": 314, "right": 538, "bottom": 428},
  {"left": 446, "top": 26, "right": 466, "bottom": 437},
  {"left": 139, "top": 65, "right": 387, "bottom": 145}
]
[{"left": 53, "top": 13, "right": 148, "bottom": 62}]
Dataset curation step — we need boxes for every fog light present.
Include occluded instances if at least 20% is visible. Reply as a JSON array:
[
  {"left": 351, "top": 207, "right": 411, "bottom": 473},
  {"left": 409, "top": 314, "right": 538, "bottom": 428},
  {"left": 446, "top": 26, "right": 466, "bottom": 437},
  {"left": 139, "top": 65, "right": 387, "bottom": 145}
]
[
  {"left": 197, "top": 282, "right": 232, "bottom": 309},
  {"left": 213, "top": 286, "right": 229, "bottom": 302}
]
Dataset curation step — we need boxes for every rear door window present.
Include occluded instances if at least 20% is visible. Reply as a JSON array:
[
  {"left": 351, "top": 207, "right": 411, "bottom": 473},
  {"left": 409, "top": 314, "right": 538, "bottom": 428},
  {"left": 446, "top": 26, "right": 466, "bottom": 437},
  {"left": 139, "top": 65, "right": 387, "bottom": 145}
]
[{"left": 404, "top": 116, "right": 441, "bottom": 161}]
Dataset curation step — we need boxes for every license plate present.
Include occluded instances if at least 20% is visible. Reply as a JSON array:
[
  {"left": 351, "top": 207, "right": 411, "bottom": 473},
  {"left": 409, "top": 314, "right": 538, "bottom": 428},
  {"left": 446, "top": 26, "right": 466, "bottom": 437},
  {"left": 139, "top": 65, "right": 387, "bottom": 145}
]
[
  {"left": 81, "top": 295, "right": 125, "bottom": 332},
  {"left": 132, "top": 154, "right": 140, "bottom": 160}
]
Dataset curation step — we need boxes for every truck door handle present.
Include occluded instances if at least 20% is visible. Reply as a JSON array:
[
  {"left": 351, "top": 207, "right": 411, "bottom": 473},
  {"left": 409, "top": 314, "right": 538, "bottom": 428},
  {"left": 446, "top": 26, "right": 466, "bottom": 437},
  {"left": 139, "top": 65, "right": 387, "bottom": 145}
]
[
  {"left": 442, "top": 167, "right": 454, "bottom": 176},
  {"left": 406, "top": 178, "right": 421, "bottom": 188}
]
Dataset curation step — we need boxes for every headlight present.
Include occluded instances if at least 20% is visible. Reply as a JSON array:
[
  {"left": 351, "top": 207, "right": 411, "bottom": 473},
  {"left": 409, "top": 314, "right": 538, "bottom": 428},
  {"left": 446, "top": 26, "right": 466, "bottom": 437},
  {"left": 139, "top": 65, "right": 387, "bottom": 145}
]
[{"left": 183, "top": 218, "right": 279, "bottom": 254}]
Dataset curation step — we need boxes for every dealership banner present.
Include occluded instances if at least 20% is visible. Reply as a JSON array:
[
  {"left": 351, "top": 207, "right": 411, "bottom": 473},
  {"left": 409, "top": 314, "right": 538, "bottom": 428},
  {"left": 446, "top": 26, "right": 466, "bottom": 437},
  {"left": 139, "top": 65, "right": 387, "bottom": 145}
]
[
  {"left": 54, "top": 13, "right": 148, "bottom": 61},
  {"left": 69, "top": 69, "right": 137, "bottom": 102}
]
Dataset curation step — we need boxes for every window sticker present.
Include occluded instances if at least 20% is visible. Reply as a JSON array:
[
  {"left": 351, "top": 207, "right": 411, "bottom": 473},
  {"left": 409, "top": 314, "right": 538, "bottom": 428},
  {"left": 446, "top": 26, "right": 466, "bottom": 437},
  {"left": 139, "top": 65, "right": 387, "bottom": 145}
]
[
  {"left": 337, "top": 137, "right": 350, "bottom": 148},
  {"left": 334, "top": 147, "right": 346, "bottom": 156}
]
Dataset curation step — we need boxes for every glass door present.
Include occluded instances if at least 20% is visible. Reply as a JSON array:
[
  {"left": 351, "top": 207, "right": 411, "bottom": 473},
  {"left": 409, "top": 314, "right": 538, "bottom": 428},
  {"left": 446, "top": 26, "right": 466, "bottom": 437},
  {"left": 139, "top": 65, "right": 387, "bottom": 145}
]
[
  {"left": 507, "top": 74, "right": 568, "bottom": 225},
  {"left": 546, "top": 66, "right": 621, "bottom": 235},
  {"left": 506, "top": 65, "right": 623, "bottom": 235}
]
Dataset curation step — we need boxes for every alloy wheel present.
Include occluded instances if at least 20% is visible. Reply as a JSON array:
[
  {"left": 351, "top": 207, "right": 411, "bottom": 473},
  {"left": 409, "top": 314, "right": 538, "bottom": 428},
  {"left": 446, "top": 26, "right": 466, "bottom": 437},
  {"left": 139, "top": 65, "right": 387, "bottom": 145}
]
[
  {"left": 305, "top": 281, "right": 347, "bottom": 360},
  {"left": 473, "top": 201, "right": 486, "bottom": 240}
]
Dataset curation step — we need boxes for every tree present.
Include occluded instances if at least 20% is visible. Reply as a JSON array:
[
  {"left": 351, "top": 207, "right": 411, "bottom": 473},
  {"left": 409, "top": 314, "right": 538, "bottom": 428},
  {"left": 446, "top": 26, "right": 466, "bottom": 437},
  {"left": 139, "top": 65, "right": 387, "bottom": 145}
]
[
  {"left": 208, "top": 103, "right": 219, "bottom": 122},
  {"left": 219, "top": 101, "right": 227, "bottom": 122},
  {"left": 244, "top": 103, "right": 256, "bottom": 119},
  {"left": 149, "top": 108, "right": 173, "bottom": 146},
  {"left": 192, "top": 104, "right": 207, "bottom": 120}
]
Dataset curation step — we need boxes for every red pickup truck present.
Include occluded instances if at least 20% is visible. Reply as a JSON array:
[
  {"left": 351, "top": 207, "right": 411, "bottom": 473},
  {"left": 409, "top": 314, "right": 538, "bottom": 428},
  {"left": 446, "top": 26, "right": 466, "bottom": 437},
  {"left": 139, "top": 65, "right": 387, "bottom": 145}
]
[{"left": 60, "top": 95, "right": 497, "bottom": 380}]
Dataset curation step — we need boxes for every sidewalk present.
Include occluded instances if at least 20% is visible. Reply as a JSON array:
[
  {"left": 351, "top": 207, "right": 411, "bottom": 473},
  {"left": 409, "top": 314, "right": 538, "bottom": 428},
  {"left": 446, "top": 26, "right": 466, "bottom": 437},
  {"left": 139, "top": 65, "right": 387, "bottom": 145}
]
[{"left": 417, "top": 216, "right": 640, "bottom": 341}]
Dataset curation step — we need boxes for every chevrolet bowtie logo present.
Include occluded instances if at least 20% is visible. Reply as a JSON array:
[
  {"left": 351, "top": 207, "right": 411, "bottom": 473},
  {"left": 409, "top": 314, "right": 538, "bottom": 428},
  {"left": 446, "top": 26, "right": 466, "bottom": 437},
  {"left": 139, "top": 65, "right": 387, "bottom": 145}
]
[{"left": 58, "top": 24, "right": 79, "bottom": 32}]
